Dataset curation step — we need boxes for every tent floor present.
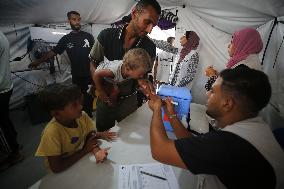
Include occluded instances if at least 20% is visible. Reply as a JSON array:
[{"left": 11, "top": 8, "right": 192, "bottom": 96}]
[{"left": 0, "top": 107, "right": 46, "bottom": 189}]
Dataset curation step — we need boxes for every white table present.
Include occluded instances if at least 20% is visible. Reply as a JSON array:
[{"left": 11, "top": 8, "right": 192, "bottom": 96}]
[{"left": 30, "top": 103, "right": 198, "bottom": 189}]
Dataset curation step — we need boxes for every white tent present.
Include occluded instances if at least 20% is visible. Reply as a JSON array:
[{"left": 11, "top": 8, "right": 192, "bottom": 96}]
[{"left": 0, "top": 0, "right": 284, "bottom": 129}]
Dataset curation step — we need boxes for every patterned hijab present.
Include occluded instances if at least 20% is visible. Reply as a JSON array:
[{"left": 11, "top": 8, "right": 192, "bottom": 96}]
[
  {"left": 226, "top": 28, "right": 263, "bottom": 68},
  {"left": 178, "top": 31, "right": 200, "bottom": 63}
]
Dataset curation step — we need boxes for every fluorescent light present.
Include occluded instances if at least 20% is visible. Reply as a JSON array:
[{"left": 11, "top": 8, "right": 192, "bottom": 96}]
[{"left": 51, "top": 31, "right": 67, "bottom": 35}]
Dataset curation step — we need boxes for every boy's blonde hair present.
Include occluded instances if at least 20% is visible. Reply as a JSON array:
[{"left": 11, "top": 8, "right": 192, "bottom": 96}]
[{"left": 123, "top": 48, "right": 151, "bottom": 72}]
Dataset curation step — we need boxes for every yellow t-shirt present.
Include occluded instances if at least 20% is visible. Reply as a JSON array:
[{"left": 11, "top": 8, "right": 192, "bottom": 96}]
[{"left": 35, "top": 112, "right": 95, "bottom": 162}]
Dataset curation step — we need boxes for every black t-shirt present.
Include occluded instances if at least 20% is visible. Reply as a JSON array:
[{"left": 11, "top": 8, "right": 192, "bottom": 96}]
[
  {"left": 97, "top": 27, "right": 156, "bottom": 61},
  {"left": 53, "top": 31, "right": 94, "bottom": 77},
  {"left": 174, "top": 130, "right": 276, "bottom": 189}
]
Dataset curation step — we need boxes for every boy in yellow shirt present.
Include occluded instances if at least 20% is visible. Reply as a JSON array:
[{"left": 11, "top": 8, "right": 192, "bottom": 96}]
[{"left": 35, "top": 83, "right": 116, "bottom": 173}]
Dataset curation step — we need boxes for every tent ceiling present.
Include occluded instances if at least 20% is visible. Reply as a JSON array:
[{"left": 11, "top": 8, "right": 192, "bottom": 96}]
[
  {"left": 188, "top": 0, "right": 284, "bottom": 33},
  {"left": 0, "top": 0, "right": 283, "bottom": 28},
  {"left": 0, "top": 0, "right": 137, "bottom": 24},
  {"left": 1, "top": 0, "right": 283, "bottom": 123},
  {"left": 189, "top": 0, "right": 284, "bottom": 17}
]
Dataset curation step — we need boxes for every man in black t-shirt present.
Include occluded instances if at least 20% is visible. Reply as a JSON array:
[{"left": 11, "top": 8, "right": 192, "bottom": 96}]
[
  {"left": 29, "top": 11, "right": 94, "bottom": 117},
  {"left": 148, "top": 66, "right": 284, "bottom": 189},
  {"left": 89, "top": 0, "right": 161, "bottom": 131}
]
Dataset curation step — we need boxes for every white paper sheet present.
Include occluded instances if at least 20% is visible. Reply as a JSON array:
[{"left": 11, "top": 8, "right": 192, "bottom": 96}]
[{"left": 118, "top": 163, "right": 180, "bottom": 189}]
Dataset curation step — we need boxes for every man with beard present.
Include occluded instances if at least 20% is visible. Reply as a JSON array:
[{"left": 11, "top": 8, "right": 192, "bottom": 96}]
[
  {"left": 148, "top": 65, "right": 284, "bottom": 189},
  {"left": 29, "top": 11, "right": 94, "bottom": 117},
  {"left": 89, "top": 0, "right": 161, "bottom": 131}
]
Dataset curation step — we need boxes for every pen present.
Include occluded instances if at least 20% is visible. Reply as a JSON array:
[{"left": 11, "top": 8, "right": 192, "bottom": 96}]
[
  {"left": 170, "top": 101, "right": 178, "bottom": 106},
  {"left": 140, "top": 171, "right": 167, "bottom": 180},
  {"left": 162, "top": 99, "right": 178, "bottom": 106}
]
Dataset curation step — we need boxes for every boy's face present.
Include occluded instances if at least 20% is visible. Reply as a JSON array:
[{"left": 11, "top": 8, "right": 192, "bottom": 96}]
[
  {"left": 56, "top": 98, "right": 83, "bottom": 120},
  {"left": 127, "top": 68, "right": 146, "bottom": 79}
]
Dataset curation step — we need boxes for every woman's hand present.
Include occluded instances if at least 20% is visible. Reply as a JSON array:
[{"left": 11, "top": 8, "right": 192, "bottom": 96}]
[{"left": 205, "top": 65, "right": 218, "bottom": 77}]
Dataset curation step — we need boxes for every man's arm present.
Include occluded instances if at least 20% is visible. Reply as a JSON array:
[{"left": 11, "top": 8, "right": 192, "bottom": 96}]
[
  {"left": 149, "top": 38, "right": 178, "bottom": 55},
  {"left": 89, "top": 39, "right": 105, "bottom": 81},
  {"left": 89, "top": 40, "right": 104, "bottom": 65},
  {"left": 148, "top": 95, "right": 187, "bottom": 169},
  {"left": 163, "top": 98, "right": 192, "bottom": 138},
  {"left": 47, "top": 135, "right": 99, "bottom": 173},
  {"left": 28, "top": 51, "right": 56, "bottom": 68}
]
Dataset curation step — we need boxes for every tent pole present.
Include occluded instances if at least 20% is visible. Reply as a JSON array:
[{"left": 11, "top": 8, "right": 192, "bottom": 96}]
[{"left": 261, "top": 17, "right": 278, "bottom": 65}]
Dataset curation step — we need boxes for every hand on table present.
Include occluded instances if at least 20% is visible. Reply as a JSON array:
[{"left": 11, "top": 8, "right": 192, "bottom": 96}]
[
  {"left": 97, "top": 130, "right": 117, "bottom": 142},
  {"left": 83, "top": 135, "right": 99, "bottom": 154},
  {"left": 93, "top": 147, "right": 110, "bottom": 163}
]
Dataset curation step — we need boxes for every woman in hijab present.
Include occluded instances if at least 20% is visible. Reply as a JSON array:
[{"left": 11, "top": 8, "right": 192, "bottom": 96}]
[
  {"left": 205, "top": 27, "right": 263, "bottom": 91},
  {"left": 151, "top": 31, "right": 200, "bottom": 88}
]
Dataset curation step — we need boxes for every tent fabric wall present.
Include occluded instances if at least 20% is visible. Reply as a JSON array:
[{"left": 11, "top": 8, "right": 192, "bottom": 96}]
[
  {"left": 1, "top": 23, "right": 111, "bottom": 108},
  {"left": 258, "top": 17, "right": 284, "bottom": 127},
  {"left": 0, "top": 0, "right": 136, "bottom": 24},
  {"left": 174, "top": 6, "right": 284, "bottom": 129},
  {"left": 188, "top": 0, "right": 284, "bottom": 33},
  {"left": 0, "top": 0, "right": 283, "bottom": 126},
  {"left": 1, "top": 0, "right": 283, "bottom": 25},
  {"left": 0, "top": 24, "right": 31, "bottom": 64},
  {"left": 174, "top": 7, "right": 231, "bottom": 105}
]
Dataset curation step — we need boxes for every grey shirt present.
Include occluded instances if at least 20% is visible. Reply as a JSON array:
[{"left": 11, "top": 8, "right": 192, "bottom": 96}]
[{"left": 0, "top": 31, "right": 13, "bottom": 93}]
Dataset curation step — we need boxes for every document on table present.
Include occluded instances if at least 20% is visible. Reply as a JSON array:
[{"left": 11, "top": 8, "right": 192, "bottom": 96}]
[{"left": 118, "top": 163, "right": 180, "bottom": 189}]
